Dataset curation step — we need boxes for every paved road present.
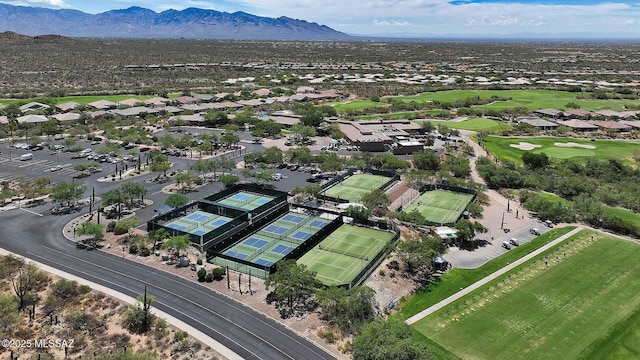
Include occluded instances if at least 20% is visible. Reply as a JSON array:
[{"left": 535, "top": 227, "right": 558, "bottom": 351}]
[
  {"left": 0, "top": 179, "right": 337, "bottom": 360},
  {"left": 405, "top": 226, "right": 584, "bottom": 325}
]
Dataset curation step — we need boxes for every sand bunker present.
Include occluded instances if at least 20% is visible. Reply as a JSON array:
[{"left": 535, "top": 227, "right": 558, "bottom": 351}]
[
  {"left": 554, "top": 142, "right": 596, "bottom": 150},
  {"left": 510, "top": 142, "right": 543, "bottom": 151}
]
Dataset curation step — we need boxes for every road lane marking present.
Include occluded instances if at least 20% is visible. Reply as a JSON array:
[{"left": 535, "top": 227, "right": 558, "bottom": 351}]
[
  {"left": 18, "top": 250, "right": 245, "bottom": 360},
  {"left": 40, "top": 246, "right": 319, "bottom": 360},
  {"left": 19, "top": 208, "right": 43, "bottom": 217}
]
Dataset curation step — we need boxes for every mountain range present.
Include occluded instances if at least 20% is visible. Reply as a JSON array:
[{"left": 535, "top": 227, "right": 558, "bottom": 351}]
[{"left": 0, "top": 3, "right": 349, "bottom": 40}]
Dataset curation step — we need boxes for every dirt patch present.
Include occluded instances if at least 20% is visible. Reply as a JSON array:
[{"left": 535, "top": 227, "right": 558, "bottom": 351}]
[
  {"left": 554, "top": 142, "right": 596, "bottom": 149},
  {"left": 509, "top": 142, "right": 542, "bottom": 151}
]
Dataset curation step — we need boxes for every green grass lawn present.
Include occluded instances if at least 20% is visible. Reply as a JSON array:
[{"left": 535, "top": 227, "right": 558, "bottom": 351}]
[
  {"left": 332, "top": 99, "right": 390, "bottom": 112},
  {"left": 419, "top": 118, "right": 511, "bottom": 132},
  {"left": 483, "top": 136, "right": 640, "bottom": 164},
  {"left": 388, "top": 90, "right": 640, "bottom": 111},
  {"left": 412, "top": 231, "right": 640, "bottom": 360},
  {"left": 397, "top": 227, "right": 576, "bottom": 321},
  {"left": 358, "top": 109, "right": 445, "bottom": 120}
]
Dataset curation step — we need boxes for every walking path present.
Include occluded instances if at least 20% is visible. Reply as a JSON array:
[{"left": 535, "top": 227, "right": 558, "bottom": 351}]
[{"left": 405, "top": 225, "right": 584, "bottom": 325}]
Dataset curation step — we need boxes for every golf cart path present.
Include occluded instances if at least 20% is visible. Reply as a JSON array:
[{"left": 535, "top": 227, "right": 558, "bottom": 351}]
[{"left": 405, "top": 226, "right": 584, "bottom": 325}]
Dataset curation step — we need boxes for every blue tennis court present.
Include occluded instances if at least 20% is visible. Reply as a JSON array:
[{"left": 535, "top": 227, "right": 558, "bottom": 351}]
[
  {"left": 265, "top": 225, "right": 289, "bottom": 235},
  {"left": 243, "top": 237, "right": 269, "bottom": 249},
  {"left": 254, "top": 197, "right": 270, "bottom": 205},
  {"left": 291, "top": 231, "right": 313, "bottom": 241},
  {"left": 186, "top": 213, "right": 210, "bottom": 222},
  {"left": 225, "top": 250, "right": 248, "bottom": 260},
  {"left": 309, "top": 220, "right": 329, "bottom": 228},
  {"left": 192, "top": 229, "right": 207, "bottom": 236},
  {"left": 209, "top": 218, "right": 230, "bottom": 227},
  {"left": 283, "top": 214, "right": 305, "bottom": 224},
  {"left": 231, "top": 193, "right": 252, "bottom": 201},
  {"left": 254, "top": 259, "right": 274, "bottom": 267},
  {"left": 272, "top": 244, "right": 294, "bottom": 255},
  {"left": 166, "top": 223, "right": 187, "bottom": 231}
]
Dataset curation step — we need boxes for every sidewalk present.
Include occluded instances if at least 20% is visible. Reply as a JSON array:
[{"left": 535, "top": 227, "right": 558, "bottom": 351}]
[{"left": 405, "top": 226, "right": 584, "bottom": 325}]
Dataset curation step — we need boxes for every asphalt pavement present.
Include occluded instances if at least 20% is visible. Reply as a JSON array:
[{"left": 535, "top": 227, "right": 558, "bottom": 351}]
[
  {"left": 0, "top": 205, "right": 337, "bottom": 360},
  {"left": 0, "top": 129, "right": 337, "bottom": 360}
]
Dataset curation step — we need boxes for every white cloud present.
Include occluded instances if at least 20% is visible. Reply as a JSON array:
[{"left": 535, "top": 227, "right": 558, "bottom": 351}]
[
  {"left": 623, "top": 19, "right": 637, "bottom": 25},
  {"left": 373, "top": 19, "right": 413, "bottom": 26},
  {"left": 490, "top": 14, "right": 518, "bottom": 26},
  {"left": 4, "top": 0, "right": 67, "bottom": 7}
]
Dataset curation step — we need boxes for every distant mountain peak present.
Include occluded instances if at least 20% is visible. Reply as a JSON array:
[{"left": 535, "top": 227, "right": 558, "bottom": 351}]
[{"left": 0, "top": 3, "right": 349, "bottom": 40}]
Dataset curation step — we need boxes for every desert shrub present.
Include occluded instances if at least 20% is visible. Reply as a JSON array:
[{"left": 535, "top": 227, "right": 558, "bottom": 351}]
[{"left": 197, "top": 268, "right": 206, "bottom": 282}]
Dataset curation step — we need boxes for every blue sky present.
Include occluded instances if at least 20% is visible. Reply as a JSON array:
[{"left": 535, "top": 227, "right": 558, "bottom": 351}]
[{"left": 3, "top": 0, "right": 640, "bottom": 37}]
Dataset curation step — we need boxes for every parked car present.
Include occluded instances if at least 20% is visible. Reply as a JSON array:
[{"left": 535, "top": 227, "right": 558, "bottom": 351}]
[
  {"left": 289, "top": 164, "right": 299, "bottom": 171},
  {"left": 544, "top": 220, "right": 554, "bottom": 228},
  {"left": 530, "top": 228, "right": 541, "bottom": 235},
  {"left": 49, "top": 165, "right": 63, "bottom": 172},
  {"left": 502, "top": 241, "right": 512, "bottom": 250},
  {"left": 509, "top": 238, "right": 519, "bottom": 246},
  {"left": 272, "top": 173, "right": 282, "bottom": 181}
]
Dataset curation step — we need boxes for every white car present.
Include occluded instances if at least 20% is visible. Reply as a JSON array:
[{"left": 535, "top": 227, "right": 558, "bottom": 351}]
[{"left": 50, "top": 165, "right": 63, "bottom": 172}]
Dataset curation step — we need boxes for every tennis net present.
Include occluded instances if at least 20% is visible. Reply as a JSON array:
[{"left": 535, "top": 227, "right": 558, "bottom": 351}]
[
  {"left": 319, "top": 244, "right": 369, "bottom": 261},
  {"left": 181, "top": 218, "right": 199, "bottom": 231}
]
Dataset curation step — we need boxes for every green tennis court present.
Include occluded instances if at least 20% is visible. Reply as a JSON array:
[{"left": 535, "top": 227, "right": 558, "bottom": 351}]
[
  {"left": 298, "top": 224, "right": 395, "bottom": 286},
  {"left": 323, "top": 174, "right": 392, "bottom": 202},
  {"left": 404, "top": 190, "right": 474, "bottom": 225}
]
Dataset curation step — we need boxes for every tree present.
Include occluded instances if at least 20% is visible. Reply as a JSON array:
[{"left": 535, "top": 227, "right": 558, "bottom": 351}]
[
  {"left": 124, "top": 289, "right": 156, "bottom": 334},
  {"left": 119, "top": 182, "right": 147, "bottom": 208},
  {"left": 265, "top": 260, "right": 319, "bottom": 318},
  {"left": 316, "top": 286, "right": 376, "bottom": 335},
  {"left": 404, "top": 170, "right": 435, "bottom": 191},
  {"left": 221, "top": 131, "right": 240, "bottom": 148},
  {"left": 219, "top": 174, "right": 240, "bottom": 187},
  {"left": 148, "top": 228, "right": 169, "bottom": 252},
  {"left": 175, "top": 172, "right": 198, "bottom": 193},
  {"left": 522, "top": 152, "right": 550, "bottom": 170},
  {"left": 290, "top": 124, "right": 316, "bottom": 143},
  {"left": 150, "top": 152, "right": 171, "bottom": 176},
  {"left": 12, "top": 266, "right": 33, "bottom": 310},
  {"left": 360, "top": 189, "right": 391, "bottom": 217},
  {"left": 455, "top": 219, "right": 488, "bottom": 245},
  {"left": 287, "top": 146, "right": 313, "bottom": 165},
  {"left": 165, "top": 193, "right": 189, "bottom": 208},
  {"left": 353, "top": 318, "right": 434, "bottom": 360},
  {"left": 442, "top": 155, "right": 471, "bottom": 178},
  {"left": 420, "top": 121, "right": 435, "bottom": 134},
  {"left": 51, "top": 181, "right": 87, "bottom": 207},
  {"left": 161, "top": 235, "right": 191, "bottom": 259},
  {"left": 102, "top": 188, "right": 127, "bottom": 219},
  {"left": 77, "top": 222, "right": 105, "bottom": 248},
  {"left": 0, "top": 293, "right": 22, "bottom": 332},
  {"left": 345, "top": 205, "right": 372, "bottom": 224},
  {"left": 413, "top": 150, "right": 440, "bottom": 171},
  {"left": 262, "top": 146, "right": 284, "bottom": 165},
  {"left": 397, "top": 235, "right": 445, "bottom": 280}
]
